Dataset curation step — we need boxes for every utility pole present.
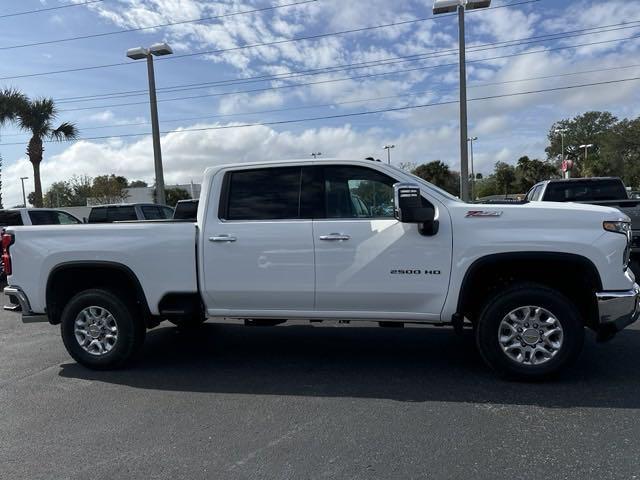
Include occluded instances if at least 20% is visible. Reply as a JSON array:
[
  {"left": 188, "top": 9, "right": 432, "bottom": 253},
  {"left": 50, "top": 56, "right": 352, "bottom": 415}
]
[
  {"left": 555, "top": 128, "right": 568, "bottom": 178},
  {"left": 383, "top": 144, "right": 395, "bottom": 164},
  {"left": 433, "top": 0, "right": 491, "bottom": 202},
  {"left": 467, "top": 136, "right": 477, "bottom": 200},
  {"left": 20, "top": 177, "right": 28, "bottom": 207}
]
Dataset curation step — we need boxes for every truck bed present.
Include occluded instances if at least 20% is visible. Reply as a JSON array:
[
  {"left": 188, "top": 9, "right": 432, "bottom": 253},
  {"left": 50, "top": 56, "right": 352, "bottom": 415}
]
[{"left": 6, "top": 222, "right": 198, "bottom": 315}]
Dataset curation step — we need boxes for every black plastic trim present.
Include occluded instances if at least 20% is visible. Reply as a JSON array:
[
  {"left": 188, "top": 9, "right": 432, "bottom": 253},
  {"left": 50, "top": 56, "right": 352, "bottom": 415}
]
[{"left": 457, "top": 251, "right": 604, "bottom": 314}]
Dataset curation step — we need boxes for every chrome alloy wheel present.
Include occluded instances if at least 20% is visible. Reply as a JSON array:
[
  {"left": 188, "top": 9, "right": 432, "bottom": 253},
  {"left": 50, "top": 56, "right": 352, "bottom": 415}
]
[
  {"left": 74, "top": 306, "right": 118, "bottom": 356},
  {"left": 498, "top": 306, "right": 564, "bottom": 366}
]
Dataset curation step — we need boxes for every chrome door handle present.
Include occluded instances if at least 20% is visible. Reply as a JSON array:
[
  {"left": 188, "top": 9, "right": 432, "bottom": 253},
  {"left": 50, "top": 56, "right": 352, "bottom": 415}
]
[
  {"left": 319, "top": 233, "right": 351, "bottom": 241},
  {"left": 209, "top": 235, "right": 237, "bottom": 242}
]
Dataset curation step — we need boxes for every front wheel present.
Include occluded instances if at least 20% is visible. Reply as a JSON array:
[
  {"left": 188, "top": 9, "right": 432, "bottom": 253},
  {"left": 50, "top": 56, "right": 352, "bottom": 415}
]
[
  {"left": 60, "top": 289, "right": 145, "bottom": 369},
  {"left": 475, "top": 283, "right": 584, "bottom": 380}
]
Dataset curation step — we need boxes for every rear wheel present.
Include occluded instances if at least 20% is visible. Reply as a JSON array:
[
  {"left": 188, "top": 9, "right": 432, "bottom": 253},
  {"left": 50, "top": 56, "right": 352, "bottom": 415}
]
[
  {"left": 475, "top": 283, "right": 584, "bottom": 380},
  {"left": 60, "top": 289, "right": 145, "bottom": 369}
]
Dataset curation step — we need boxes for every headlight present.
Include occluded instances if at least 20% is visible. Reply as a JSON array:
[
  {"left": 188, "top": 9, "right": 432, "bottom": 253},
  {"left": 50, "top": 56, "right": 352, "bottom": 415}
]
[{"left": 604, "top": 221, "right": 632, "bottom": 268}]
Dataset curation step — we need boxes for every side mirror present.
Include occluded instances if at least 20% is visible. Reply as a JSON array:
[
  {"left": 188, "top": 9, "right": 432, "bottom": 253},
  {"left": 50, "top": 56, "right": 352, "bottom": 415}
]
[{"left": 393, "top": 183, "right": 439, "bottom": 235}]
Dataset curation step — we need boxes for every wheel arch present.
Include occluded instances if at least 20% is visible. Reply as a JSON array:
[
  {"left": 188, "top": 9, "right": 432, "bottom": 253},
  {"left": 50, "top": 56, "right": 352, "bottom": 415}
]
[
  {"left": 46, "top": 261, "right": 152, "bottom": 326},
  {"left": 457, "top": 252, "right": 603, "bottom": 329}
]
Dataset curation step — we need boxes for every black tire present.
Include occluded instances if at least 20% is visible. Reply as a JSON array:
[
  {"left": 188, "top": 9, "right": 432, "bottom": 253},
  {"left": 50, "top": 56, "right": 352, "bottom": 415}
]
[
  {"left": 60, "top": 289, "right": 145, "bottom": 370},
  {"left": 475, "top": 283, "right": 584, "bottom": 380}
]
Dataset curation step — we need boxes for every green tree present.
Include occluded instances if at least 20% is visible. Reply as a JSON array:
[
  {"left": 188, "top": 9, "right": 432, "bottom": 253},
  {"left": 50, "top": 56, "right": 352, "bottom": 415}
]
[
  {"left": 546, "top": 111, "right": 618, "bottom": 177},
  {"left": 43, "top": 181, "right": 74, "bottom": 207},
  {"left": 14, "top": 97, "right": 78, "bottom": 207},
  {"left": 601, "top": 117, "right": 640, "bottom": 189},
  {"left": 164, "top": 187, "right": 191, "bottom": 207},
  {"left": 0, "top": 88, "right": 26, "bottom": 127},
  {"left": 91, "top": 175, "right": 128, "bottom": 204},
  {"left": 69, "top": 175, "right": 93, "bottom": 206},
  {"left": 412, "top": 161, "right": 460, "bottom": 196},
  {"left": 515, "top": 156, "right": 558, "bottom": 192},
  {"left": 494, "top": 162, "right": 517, "bottom": 195},
  {"left": 129, "top": 180, "right": 148, "bottom": 188}
]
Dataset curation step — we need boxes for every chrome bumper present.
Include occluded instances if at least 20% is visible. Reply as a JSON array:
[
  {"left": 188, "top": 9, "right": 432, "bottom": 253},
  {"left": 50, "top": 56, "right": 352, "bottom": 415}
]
[
  {"left": 596, "top": 283, "right": 640, "bottom": 334},
  {"left": 3, "top": 286, "right": 48, "bottom": 323}
]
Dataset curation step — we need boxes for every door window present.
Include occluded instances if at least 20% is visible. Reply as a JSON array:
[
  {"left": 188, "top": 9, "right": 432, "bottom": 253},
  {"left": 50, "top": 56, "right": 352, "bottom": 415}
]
[
  {"left": 30, "top": 210, "right": 79, "bottom": 225},
  {"left": 323, "top": 166, "right": 395, "bottom": 218},
  {"left": 222, "top": 167, "right": 302, "bottom": 220},
  {"left": 56, "top": 212, "right": 81, "bottom": 224}
]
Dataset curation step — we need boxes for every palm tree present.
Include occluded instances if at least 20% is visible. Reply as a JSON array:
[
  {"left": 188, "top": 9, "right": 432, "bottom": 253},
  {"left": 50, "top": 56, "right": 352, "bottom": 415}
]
[
  {"left": 0, "top": 88, "right": 27, "bottom": 126},
  {"left": 15, "top": 98, "right": 78, "bottom": 207}
]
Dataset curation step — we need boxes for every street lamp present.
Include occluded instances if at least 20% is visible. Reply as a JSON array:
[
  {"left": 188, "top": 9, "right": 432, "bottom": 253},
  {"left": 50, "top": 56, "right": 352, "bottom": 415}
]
[
  {"left": 311, "top": 152, "right": 322, "bottom": 159},
  {"left": 467, "top": 136, "right": 477, "bottom": 200},
  {"left": 579, "top": 144, "right": 594, "bottom": 164},
  {"left": 433, "top": 0, "right": 491, "bottom": 202},
  {"left": 20, "top": 176, "right": 28, "bottom": 207},
  {"left": 383, "top": 144, "right": 395, "bottom": 164},
  {"left": 126, "top": 42, "right": 173, "bottom": 205},
  {"left": 555, "top": 128, "right": 568, "bottom": 178}
]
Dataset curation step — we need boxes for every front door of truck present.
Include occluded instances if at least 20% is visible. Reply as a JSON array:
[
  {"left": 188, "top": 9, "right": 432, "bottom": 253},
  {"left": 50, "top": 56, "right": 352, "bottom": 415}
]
[
  {"left": 312, "top": 165, "right": 452, "bottom": 321},
  {"left": 201, "top": 165, "right": 315, "bottom": 315}
]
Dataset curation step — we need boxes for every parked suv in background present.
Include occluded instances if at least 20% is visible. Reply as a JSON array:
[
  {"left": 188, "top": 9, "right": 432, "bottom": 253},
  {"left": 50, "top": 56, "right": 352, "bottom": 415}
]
[
  {"left": 0, "top": 208, "right": 82, "bottom": 282},
  {"left": 0, "top": 208, "right": 81, "bottom": 227},
  {"left": 88, "top": 203, "right": 174, "bottom": 223}
]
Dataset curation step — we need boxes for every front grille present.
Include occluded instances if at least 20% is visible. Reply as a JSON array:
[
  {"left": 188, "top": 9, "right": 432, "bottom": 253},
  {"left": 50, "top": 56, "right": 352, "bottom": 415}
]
[{"left": 632, "top": 235, "right": 640, "bottom": 248}]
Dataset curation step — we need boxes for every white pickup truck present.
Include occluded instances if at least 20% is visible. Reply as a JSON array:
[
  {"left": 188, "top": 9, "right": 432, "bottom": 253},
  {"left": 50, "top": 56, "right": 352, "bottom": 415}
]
[{"left": 3, "top": 159, "right": 639, "bottom": 379}]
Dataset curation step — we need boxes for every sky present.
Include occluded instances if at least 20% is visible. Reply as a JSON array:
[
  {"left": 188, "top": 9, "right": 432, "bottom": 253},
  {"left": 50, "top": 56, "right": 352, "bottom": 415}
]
[{"left": 0, "top": 0, "right": 639, "bottom": 207}]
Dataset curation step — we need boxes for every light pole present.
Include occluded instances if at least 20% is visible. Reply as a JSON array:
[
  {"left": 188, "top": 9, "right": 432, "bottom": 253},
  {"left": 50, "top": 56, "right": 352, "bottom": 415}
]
[
  {"left": 126, "top": 42, "right": 173, "bottom": 205},
  {"left": 579, "top": 143, "right": 594, "bottom": 165},
  {"left": 555, "top": 128, "right": 568, "bottom": 178},
  {"left": 383, "top": 144, "right": 395, "bottom": 164},
  {"left": 433, "top": 0, "right": 491, "bottom": 202},
  {"left": 20, "top": 176, "right": 28, "bottom": 207},
  {"left": 467, "top": 136, "right": 477, "bottom": 200},
  {"left": 311, "top": 152, "right": 322, "bottom": 159}
]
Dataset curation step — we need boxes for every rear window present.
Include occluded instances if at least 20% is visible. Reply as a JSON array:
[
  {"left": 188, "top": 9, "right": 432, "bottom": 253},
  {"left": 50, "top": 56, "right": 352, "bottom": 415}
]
[
  {"left": 88, "top": 207, "right": 107, "bottom": 223},
  {"left": 544, "top": 180, "right": 627, "bottom": 202},
  {"left": 0, "top": 210, "right": 23, "bottom": 227},
  {"left": 107, "top": 206, "right": 137, "bottom": 222},
  {"left": 173, "top": 200, "right": 199, "bottom": 220}
]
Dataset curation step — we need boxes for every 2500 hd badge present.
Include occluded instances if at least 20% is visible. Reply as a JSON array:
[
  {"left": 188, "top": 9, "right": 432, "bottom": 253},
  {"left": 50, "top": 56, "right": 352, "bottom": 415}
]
[{"left": 390, "top": 269, "right": 442, "bottom": 275}]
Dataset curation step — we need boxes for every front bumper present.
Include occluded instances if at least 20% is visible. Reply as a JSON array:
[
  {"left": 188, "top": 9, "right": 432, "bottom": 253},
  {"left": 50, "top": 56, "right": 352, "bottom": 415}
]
[
  {"left": 3, "top": 286, "right": 48, "bottom": 323},
  {"left": 596, "top": 283, "right": 640, "bottom": 337}
]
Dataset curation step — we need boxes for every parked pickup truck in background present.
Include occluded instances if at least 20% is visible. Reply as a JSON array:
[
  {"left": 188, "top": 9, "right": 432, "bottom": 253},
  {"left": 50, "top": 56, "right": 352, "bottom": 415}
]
[
  {"left": 0, "top": 208, "right": 82, "bottom": 228},
  {"left": 526, "top": 177, "right": 640, "bottom": 272},
  {"left": 4, "top": 160, "right": 639, "bottom": 379},
  {"left": 88, "top": 203, "right": 174, "bottom": 223}
]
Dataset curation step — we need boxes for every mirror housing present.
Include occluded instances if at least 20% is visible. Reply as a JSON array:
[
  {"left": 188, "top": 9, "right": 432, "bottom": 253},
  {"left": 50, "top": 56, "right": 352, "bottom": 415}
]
[{"left": 394, "top": 183, "right": 439, "bottom": 235}]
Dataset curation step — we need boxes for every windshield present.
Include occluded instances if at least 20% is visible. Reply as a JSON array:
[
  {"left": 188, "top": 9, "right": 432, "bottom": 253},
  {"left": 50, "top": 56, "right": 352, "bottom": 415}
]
[{"left": 386, "top": 165, "right": 463, "bottom": 203}]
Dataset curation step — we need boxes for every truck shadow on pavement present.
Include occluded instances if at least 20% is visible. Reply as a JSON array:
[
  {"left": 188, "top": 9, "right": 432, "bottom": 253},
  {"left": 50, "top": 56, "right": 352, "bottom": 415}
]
[{"left": 59, "top": 322, "right": 640, "bottom": 408}]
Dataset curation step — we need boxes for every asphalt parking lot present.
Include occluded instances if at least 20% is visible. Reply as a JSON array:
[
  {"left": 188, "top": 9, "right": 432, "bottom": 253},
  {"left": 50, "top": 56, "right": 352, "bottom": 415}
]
[{"left": 1, "top": 295, "right": 640, "bottom": 480}]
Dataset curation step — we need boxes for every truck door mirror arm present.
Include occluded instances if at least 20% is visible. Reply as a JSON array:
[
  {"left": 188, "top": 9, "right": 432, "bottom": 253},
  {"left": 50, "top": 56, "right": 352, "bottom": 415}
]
[{"left": 393, "top": 183, "right": 439, "bottom": 236}]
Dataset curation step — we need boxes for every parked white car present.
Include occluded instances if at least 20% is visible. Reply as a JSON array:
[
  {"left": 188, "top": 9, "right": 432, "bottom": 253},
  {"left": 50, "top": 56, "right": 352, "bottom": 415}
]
[{"left": 3, "top": 159, "right": 638, "bottom": 379}]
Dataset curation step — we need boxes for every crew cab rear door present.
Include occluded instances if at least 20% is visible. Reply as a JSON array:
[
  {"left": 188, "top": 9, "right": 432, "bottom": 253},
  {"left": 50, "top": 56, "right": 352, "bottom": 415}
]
[
  {"left": 312, "top": 164, "right": 452, "bottom": 321},
  {"left": 201, "top": 165, "right": 315, "bottom": 314}
]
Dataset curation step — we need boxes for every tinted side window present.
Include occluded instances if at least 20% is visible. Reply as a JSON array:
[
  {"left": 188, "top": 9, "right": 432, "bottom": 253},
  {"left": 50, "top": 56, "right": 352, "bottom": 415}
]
[
  {"left": 323, "top": 166, "right": 395, "bottom": 218},
  {"left": 161, "top": 207, "right": 174, "bottom": 219},
  {"left": 545, "top": 180, "right": 627, "bottom": 202},
  {"left": 0, "top": 211, "right": 24, "bottom": 226},
  {"left": 57, "top": 212, "right": 81, "bottom": 224},
  {"left": 224, "top": 167, "right": 302, "bottom": 220},
  {"left": 141, "top": 206, "right": 163, "bottom": 220},
  {"left": 174, "top": 201, "right": 199, "bottom": 220},
  {"left": 107, "top": 206, "right": 137, "bottom": 222},
  {"left": 29, "top": 210, "right": 59, "bottom": 225},
  {"left": 88, "top": 207, "right": 107, "bottom": 223}
]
